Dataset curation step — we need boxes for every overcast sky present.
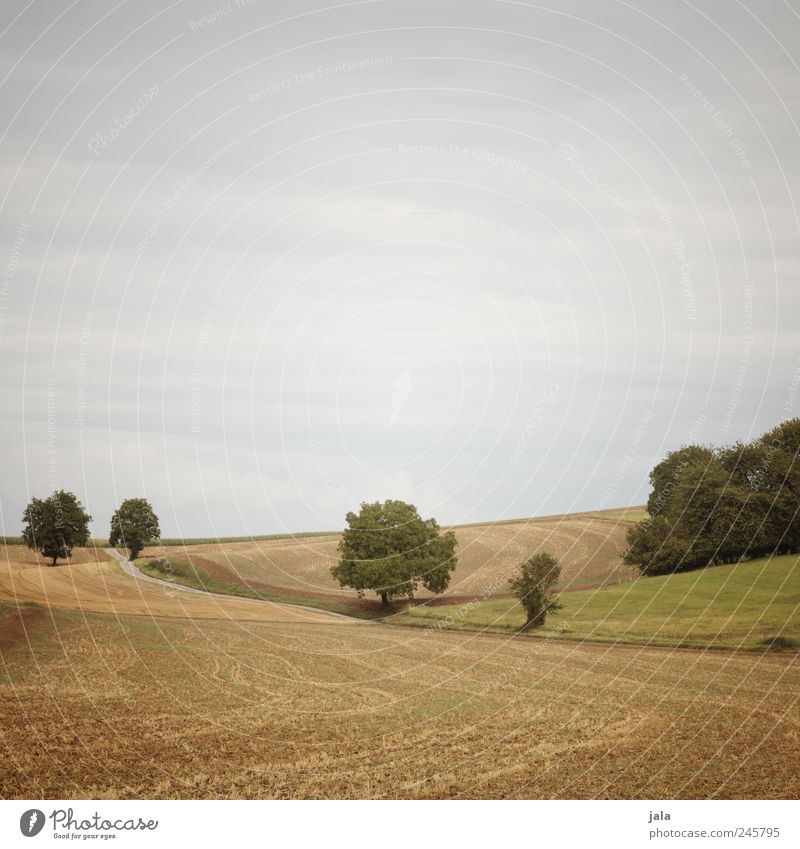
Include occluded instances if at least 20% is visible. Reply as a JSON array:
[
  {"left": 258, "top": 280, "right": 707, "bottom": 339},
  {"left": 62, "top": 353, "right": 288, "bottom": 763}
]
[{"left": 1, "top": 0, "right": 799, "bottom": 537}]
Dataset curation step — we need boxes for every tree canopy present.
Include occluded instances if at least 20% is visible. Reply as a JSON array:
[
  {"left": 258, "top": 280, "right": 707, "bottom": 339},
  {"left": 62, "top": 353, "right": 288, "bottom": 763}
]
[
  {"left": 109, "top": 498, "right": 161, "bottom": 560},
  {"left": 626, "top": 418, "right": 800, "bottom": 576},
  {"left": 331, "top": 500, "right": 458, "bottom": 607},
  {"left": 21, "top": 490, "right": 92, "bottom": 566}
]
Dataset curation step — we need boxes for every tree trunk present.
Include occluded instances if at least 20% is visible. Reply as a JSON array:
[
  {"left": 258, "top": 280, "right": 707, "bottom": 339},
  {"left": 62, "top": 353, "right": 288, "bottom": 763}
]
[
  {"left": 51, "top": 555, "right": 58, "bottom": 567},
  {"left": 380, "top": 591, "right": 388, "bottom": 608},
  {"left": 525, "top": 609, "right": 545, "bottom": 630}
]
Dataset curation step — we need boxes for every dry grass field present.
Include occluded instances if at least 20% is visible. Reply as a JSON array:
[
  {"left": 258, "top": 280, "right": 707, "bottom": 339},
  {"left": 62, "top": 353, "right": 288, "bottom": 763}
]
[
  {"left": 1, "top": 601, "right": 798, "bottom": 799},
  {"left": 0, "top": 545, "right": 343, "bottom": 625},
  {"left": 136, "top": 508, "right": 637, "bottom": 610}
]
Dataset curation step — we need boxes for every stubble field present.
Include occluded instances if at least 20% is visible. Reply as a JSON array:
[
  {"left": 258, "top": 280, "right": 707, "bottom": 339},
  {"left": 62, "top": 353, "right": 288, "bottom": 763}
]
[
  {"left": 0, "top": 546, "right": 342, "bottom": 624},
  {"left": 1, "top": 601, "right": 798, "bottom": 799}
]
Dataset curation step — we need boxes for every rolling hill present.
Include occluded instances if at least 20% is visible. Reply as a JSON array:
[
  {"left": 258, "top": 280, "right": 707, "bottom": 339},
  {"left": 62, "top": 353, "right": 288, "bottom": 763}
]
[{"left": 134, "top": 507, "right": 639, "bottom": 614}]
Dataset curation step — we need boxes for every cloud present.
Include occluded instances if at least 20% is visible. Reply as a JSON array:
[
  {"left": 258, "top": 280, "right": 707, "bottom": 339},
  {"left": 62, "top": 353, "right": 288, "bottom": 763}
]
[{"left": 2, "top": 0, "right": 799, "bottom": 535}]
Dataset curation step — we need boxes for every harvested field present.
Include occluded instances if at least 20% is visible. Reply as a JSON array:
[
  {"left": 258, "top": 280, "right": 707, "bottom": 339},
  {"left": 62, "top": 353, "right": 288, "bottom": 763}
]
[
  {"left": 0, "top": 547, "right": 344, "bottom": 625},
  {"left": 0, "top": 603, "right": 797, "bottom": 799},
  {"left": 137, "top": 508, "right": 637, "bottom": 608},
  {"left": 0, "top": 544, "right": 110, "bottom": 567}
]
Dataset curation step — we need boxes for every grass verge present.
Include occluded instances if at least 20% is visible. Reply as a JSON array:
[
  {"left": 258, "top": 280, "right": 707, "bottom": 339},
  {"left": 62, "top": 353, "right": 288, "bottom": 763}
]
[{"left": 135, "top": 557, "right": 385, "bottom": 619}]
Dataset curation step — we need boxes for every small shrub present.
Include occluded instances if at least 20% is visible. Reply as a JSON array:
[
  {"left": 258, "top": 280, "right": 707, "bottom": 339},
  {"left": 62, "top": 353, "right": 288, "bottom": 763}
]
[{"left": 760, "top": 635, "right": 799, "bottom": 651}]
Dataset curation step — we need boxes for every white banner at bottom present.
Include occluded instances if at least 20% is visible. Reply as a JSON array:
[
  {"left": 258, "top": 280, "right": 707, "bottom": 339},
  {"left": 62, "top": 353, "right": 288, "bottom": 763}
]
[{"left": 1, "top": 799, "right": 797, "bottom": 849}]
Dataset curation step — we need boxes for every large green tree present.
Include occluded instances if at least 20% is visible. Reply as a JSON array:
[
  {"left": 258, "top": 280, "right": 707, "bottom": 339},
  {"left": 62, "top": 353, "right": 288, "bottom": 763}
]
[
  {"left": 623, "top": 515, "right": 692, "bottom": 576},
  {"left": 628, "top": 452, "right": 762, "bottom": 574},
  {"left": 754, "top": 422, "right": 800, "bottom": 553},
  {"left": 109, "top": 498, "right": 160, "bottom": 560},
  {"left": 508, "top": 551, "right": 562, "bottom": 629},
  {"left": 331, "top": 500, "right": 458, "bottom": 607},
  {"left": 626, "top": 418, "right": 800, "bottom": 575},
  {"left": 21, "top": 490, "right": 92, "bottom": 566},
  {"left": 646, "top": 444, "right": 716, "bottom": 518}
]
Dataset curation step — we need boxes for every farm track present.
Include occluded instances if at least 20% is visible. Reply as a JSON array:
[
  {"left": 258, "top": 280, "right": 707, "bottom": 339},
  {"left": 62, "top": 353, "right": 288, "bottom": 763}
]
[
  {"left": 104, "top": 549, "right": 365, "bottom": 623},
  {"left": 0, "top": 547, "right": 347, "bottom": 625}
]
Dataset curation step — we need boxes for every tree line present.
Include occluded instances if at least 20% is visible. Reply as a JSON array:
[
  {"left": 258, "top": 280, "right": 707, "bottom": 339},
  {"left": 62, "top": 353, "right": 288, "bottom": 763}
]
[
  {"left": 625, "top": 418, "right": 800, "bottom": 576},
  {"left": 21, "top": 492, "right": 160, "bottom": 565}
]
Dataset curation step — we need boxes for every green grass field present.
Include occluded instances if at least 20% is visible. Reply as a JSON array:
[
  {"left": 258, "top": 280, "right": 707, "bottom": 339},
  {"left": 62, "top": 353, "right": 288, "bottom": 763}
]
[
  {"left": 399, "top": 553, "right": 800, "bottom": 650},
  {"left": 154, "top": 531, "right": 335, "bottom": 546},
  {"left": 592, "top": 509, "right": 649, "bottom": 523}
]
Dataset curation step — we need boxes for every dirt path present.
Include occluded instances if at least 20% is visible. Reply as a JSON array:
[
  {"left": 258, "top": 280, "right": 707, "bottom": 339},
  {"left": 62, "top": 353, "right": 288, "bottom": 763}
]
[
  {"left": 0, "top": 546, "right": 348, "bottom": 624},
  {"left": 104, "top": 548, "right": 365, "bottom": 623}
]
